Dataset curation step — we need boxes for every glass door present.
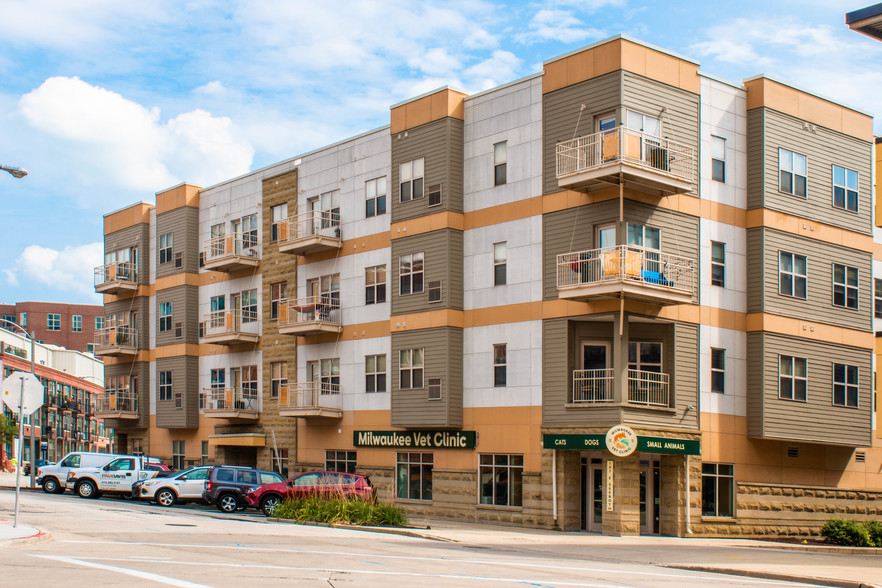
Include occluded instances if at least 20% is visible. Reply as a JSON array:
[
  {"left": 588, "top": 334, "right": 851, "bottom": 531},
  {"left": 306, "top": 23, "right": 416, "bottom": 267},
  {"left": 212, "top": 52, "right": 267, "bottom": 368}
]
[
  {"left": 639, "top": 459, "right": 661, "bottom": 535},
  {"left": 578, "top": 343, "right": 609, "bottom": 403}
]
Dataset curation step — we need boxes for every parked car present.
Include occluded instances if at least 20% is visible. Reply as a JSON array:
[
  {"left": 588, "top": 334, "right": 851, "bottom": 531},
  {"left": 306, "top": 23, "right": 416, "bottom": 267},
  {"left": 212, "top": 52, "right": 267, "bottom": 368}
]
[
  {"left": 37, "top": 452, "right": 127, "bottom": 494},
  {"left": 245, "top": 471, "right": 376, "bottom": 516},
  {"left": 146, "top": 462, "right": 175, "bottom": 478},
  {"left": 23, "top": 459, "right": 50, "bottom": 476},
  {"left": 134, "top": 466, "right": 212, "bottom": 506},
  {"left": 202, "top": 466, "right": 285, "bottom": 513},
  {"left": 67, "top": 456, "right": 160, "bottom": 499}
]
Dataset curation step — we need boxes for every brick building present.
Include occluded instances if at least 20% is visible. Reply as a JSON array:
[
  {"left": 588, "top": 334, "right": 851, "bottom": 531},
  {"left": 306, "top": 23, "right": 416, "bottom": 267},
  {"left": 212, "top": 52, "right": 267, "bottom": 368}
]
[{"left": 0, "top": 301, "right": 104, "bottom": 354}]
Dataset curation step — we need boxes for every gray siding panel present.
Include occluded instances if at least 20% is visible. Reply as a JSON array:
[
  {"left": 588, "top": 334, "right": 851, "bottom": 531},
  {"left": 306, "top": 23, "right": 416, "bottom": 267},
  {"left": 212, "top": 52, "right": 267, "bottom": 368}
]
[
  {"left": 746, "top": 331, "right": 764, "bottom": 439},
  {"left": 390, "top": 229, "right": 463, "bottom": 315},
  {"left": 745, "top": 228, "right": 764, "bottom": 314},
  {"left": 104, "top": 223, "right": 150, "bottom": 286},
  {"left": 155, "top": 355, "right": 199, "bottom": 429},
  {"left": 155, "top": 207, "right": 199, "bottom": 278},
  {"left": 104, "top": 361, "right": 150, "bottom": 429},
  {"left": 746, "top": 109, "right": 765, "bottom": 211},
  {"left": 155, "top": 285, "right": 199, "bottom": 346}
]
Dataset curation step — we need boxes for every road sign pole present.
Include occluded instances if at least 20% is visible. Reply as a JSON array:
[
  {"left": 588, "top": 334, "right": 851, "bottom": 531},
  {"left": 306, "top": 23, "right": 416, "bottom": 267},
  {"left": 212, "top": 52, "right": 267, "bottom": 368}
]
[
  {"left": 29, "top": 333, "right": 36, "bottom": 489},
  {"left": 13, "top": 378, "right": 24, "bottom": 528}
]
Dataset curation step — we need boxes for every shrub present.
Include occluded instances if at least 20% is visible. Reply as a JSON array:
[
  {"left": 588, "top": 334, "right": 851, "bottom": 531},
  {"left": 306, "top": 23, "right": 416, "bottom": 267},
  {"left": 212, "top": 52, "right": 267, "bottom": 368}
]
[
  {"left": 272, "top": 496, "right": 408, "bottom": 527},
  {"left": 821, "top": 518, "right": 873, "bottom": 547},
  {"left": 863, "top": 520, "right": 882, "bottom": 548}
]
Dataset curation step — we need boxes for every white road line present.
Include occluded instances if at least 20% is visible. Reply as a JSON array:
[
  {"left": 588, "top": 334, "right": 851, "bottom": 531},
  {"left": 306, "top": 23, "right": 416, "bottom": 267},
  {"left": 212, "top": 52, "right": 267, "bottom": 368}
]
[{"left": 32, "top": 555, "right": 213, "bottom": 588}]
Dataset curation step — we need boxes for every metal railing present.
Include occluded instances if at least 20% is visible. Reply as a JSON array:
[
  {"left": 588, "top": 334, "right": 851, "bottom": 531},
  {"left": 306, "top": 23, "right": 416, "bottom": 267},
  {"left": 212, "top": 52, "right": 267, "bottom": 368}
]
[
  {"left": 203, "top": 310, "right": 259, "bottom": 338},
  {"left": 557, "top": 246, "right": 694, "bottom": 293},
  {"left": 94, "top": 261, "right": 138, "bottom": 287},
  {"left": 570, "top": 369, "right": 670, "bottom": 407},
  {"left": 94, "top": 326, "right": 137, "bottom": 350},
  {"left": 202, "top": 388, "right": 258, "bottom": 411},
  {"left": 278, "top": 296, "right": 341, "bottom": 327},
  {"left": 97, "top": 390, "right": 138, "bottom": 414},
  {"left": 555, "top": 127, "right": 695, "bottom": 184},
  {"left": 278, "top": 209, "right": 341, "bottom": 244},
  {"left": 572, "top": 369, "right": 614, "bottom": 404},
  {"left": 280, "top": 381, "right": 342, "bottom": 410},
  {"left": 203, "top": 234, "right": 258, "bottom": 263},
  {"left": 627, "top": 369, "right": 670, "bottom": 407}
]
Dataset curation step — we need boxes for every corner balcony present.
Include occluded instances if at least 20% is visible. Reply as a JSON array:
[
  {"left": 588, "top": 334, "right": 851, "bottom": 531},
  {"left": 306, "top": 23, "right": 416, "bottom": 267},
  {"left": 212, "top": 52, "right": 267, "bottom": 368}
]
[
  {"left": 277, "top": 296, "right": 341, "bottom": 336},
  {"left": 202, "top": 310, "right": 259, "bottom": 344},
  {"left": 572, "top": 369, "right": 670, "bottom": 407},
  {"left": 202, "top": 234, "right": 260, "bottom": 272},
  {"left": 555, "top": 128, "right": 694, "bottom": 195},
  {"left": 95, "top": 390, "right": 139, "bottom": 420},
  {"left": 278, "top": 210, "right": 342, "bottom": 255},
  {"left": 202, "top": 388, "right": 258, "bottom": 420},
  {"left": 93, "top": 326, "right": 138, "bottom": 357},
  {"left": 94, "top": 262, "right": 138, "bottom": 294},
  {"left": 278, "top": 382, "right": 342, "bottom": 419},
  {"left": 557, "top": 246, "right": 695, "bottom": 305}
]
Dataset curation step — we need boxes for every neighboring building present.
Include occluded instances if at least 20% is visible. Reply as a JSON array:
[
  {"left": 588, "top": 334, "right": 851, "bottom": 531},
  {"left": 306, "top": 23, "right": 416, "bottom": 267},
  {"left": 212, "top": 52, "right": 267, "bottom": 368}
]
[
  {"left": 847, "top": 3, "right": 882, "bottom": 40},
  {"left": 96, "top": 35, "right": 880, "bottom": 536},
  {"left": 0, "top": 301, "right": 104, "bottom": 354}
]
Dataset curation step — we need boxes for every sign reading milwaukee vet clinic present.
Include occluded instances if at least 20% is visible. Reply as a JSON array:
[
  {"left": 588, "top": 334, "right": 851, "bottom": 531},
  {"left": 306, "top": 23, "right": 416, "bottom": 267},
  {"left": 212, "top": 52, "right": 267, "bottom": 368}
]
[{"left": 354, "top": 430, "right": 477, "bottom": 449}]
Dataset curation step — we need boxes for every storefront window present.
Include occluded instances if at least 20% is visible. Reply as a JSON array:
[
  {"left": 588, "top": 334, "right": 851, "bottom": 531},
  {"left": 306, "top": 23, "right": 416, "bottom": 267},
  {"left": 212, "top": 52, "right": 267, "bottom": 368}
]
[
  {"left": 480, "top": 454, "right": 523, "bottom": 506},
  {"left": 397, "top": 452, "right": 433, "bottom": 500},
  {"left": 701, "top": 463, "right": 734, "bottom": 517},
  {"left": 326, "top": 450, "right": 357, "bottom": 474}
]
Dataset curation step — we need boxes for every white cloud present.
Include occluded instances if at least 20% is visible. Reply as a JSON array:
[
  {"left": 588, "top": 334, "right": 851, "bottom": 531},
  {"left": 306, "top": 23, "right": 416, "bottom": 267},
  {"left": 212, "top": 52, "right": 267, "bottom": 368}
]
[
  {"left": 465, "top": 51, "right": 524, "bottom": 90},
  {"left": 516, "top": 9, "right": 605, "bottom": 44},
  {"left": 409, "top": 48, "right": 462, "bottom": 77},
  {"left": 5, "top": 242, "right": 103, "bottom": 299},
  {"left": 194, "top": 81, "right": 227, "bottom": 95},
  {"left": 690, "top": 39, "right": 764, "bottom": 66}
]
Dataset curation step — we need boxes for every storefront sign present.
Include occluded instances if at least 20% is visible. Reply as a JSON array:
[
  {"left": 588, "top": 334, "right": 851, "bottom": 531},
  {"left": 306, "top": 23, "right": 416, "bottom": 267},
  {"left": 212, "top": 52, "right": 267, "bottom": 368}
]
[
  {"left": 606, "top": 460, "right": 614, "bottom": 511},
  {"left": 541, "top": 434, "right": 604, "bottom": 450},
  {"left": 354, "top": 430, "right": 477, "bottom": 449},
  {"left": 543, "top": 433, "right": 699, "bottom": 455},
  {"left": 637, "top": 436, "right": 700, "bottom": 455}
]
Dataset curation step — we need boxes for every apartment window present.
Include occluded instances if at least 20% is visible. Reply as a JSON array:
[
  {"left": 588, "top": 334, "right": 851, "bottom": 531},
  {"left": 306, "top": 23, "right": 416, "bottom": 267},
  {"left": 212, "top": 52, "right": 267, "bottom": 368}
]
[
  {"left": 242, "top": 289, "right": 258, "bottom": 322},
  {"left": 241, "top": 365, "right": 258, "bottom": 402},
  {"left": 711, "top": 242, "right": 725, "bottom": 287},
  {"left": 493, "top": 344, "right": 507, "bottom": 387},
  {"left": 47, "top": 314, "right": 61, "bottom": 331},
  {"left": 493, "top": 141, "right": 507, "bottom": 186},
  {"left": 158, "top": 371, "right": 173, "bottom": 401},
  {"left": 366, "top": 354, "right": 386, "bottom": 393},
  {"left": 778, "top": 148, "right": 807, "bottom": 197},
  {"left": 494, "top": 242, "right": 507, "bottom": 286},
  {"left": 95, "top": 316, "right": 105, "bottom": 330},
  {"left": 72, "top": 315, "right": 82, "bottom": 332},
  {"left": 270, "top": 282, "right": 286, "bottom": 320},
  {"left": 307, "top": 358, "right": 340, "bottom": 392},
  {"left": 397, "top": 452, "right": 432, "bottom": 500},
  {"left": 480, "top": 454, "right": 523, "bottom": 507},
  {"left": 711, "top": 135, "right": 726, "bottom": 183},
  {"left": 158, "top": 233, "right": 173, "bottom": 264},
  {"left": 365, "top": 265, "right": 387, "bottom": 304},
  {"left": 172, "top": 440, "right": 185, "bottom": 471},
  {"left": 711, "top": 348, "right": 725, "bottom": 393},
  {"left": 778, "top": 252, "right": 807, "bottom": 299},
  {"left": 399, "top": 348, "right": 424, "bottom": 389},
  {"left": 270, "top": 362, "right": 287, "bottom": 399},
  {"left": 326, "top": 450, "right": 357, "bottom": 474},
  {"left": 428, "top": 378, "right": 442, "bottom": 400},
  {"left": 832, "top": 363, "right": 859, "bottom": 408},
  {"left": 399, "top": 158, "right": 424, "bottom": 202},
  {"left": 779, "top": 355, "right": 807, "bottom": 401},
  {"left": 240, "top": 213, "right": 258, "bottom": 248},
  {"left": 701, "top": 463, "right": 734, "bottom": 517},
  {"left": 159, "top": 302, "right": 172, "bottom": 332},
  {"left": 201, "top": 441, "right": 209, "bottom": 466},
  {"left": 399, "top": 253, "right": 424, "bottom": 295},
  {"left": 20, "top": 312, "right": 26, "bottom": 326},
  {"left": 86, "top": 343, "right": 96, "bottom": 354},
  {"left": 875, "top": 279, "right": 882, "bottom": 319},
  {"left": 1, "top": 315, "right": 14, "bottom": 330},
  {"left": 832, "top": 165, "right": 859, "bottom": 212},
  {"left": 365, "top": 176, "right": 387, "bottom": 217},
  {"left": 832, "top": 264, "right": 858, "bottom": 309},
  {"left": 628, "top": 342, "right": 662, "bottom": 373},
  {"left": 271, "top": 203, "right": 288, "bottom": 241}
]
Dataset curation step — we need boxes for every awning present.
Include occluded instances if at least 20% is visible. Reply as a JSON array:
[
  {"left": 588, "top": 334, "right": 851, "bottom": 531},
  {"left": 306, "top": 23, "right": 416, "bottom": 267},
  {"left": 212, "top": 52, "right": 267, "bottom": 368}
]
[{"left": 208, "top": 433, "right": 266, "bottom": 447}]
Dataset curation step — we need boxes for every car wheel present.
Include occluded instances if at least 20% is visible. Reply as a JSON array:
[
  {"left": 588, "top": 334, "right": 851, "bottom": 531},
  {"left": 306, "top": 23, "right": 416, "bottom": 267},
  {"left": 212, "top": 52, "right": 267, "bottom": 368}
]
[
  {"left": 76, "top": 480, "right": 98, "bottom": 499},
  {"left": 261, "top": 495, "right": 281, "bottom": 517},
  {"left": 217, "top": 493, "right": 239, "bottom": 513},
  {"left": 42, "top": 477, "right": 59, "bottom": 494},
  {"left": 155, "top": 489, "right": 176, "bottom": 507}
]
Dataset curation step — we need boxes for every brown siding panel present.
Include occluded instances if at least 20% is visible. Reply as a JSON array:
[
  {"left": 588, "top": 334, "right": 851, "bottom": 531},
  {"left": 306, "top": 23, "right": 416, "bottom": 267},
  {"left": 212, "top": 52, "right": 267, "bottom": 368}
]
[
  {"left": 155, "top": 355, "right": 199, "bottom": 429},
  {"left": 745, "top": 228, "right": 764, "bottom": 314},
  {"left": 746, "top": 109, "right": 765, "bottom": 210},
  {"left": 155, "top": 285, "right": 199, "bottom": 346},
  {"left": 390, "top": 229, "right": 463, "bottom": 315},
  {"left": 155, "top": 207, "right": 199, "bottom": 278}
]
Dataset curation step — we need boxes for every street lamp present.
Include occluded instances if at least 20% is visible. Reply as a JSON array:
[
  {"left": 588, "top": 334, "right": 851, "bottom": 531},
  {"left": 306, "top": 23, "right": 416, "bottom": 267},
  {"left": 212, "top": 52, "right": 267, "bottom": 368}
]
[
  {"left": 0, "top": 164, "right": 28, "bottom": 179},
  {"left": 0, "top": 319, "right": 39, "bottom": 489}
]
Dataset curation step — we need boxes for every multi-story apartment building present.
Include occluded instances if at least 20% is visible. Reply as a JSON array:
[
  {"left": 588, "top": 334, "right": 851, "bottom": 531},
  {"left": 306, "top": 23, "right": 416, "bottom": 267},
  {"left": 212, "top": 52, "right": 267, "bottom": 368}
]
[
  {"left": 0, "top": 302, "right": 104, "bottom": 353},
  {"left": 96, "top": 35, "right": 880, "bottom": 535}
]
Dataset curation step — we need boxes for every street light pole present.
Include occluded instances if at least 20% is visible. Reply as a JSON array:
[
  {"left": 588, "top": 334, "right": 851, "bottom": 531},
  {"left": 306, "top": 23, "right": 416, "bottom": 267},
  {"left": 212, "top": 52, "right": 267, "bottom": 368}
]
[{"left": 0, "top": 163, "right": 28, "bottom": 179}]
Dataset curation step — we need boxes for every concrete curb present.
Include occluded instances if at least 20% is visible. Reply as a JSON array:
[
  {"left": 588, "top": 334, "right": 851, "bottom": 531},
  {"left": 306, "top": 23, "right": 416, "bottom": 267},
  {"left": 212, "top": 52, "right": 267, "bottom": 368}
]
[
  {"left": 267, "top": 518, "right": 454, "bottom": 541},
  {"left": 665, "top": 564, "right": 882, "bottom": 588},
  {"left": 743, "top": 542, "right": 882, "bottom": 555}
]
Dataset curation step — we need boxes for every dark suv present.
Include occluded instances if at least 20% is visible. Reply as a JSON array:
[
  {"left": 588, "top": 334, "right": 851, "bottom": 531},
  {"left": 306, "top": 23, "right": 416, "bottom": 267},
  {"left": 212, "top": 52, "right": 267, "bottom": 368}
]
[{"left": 202, "top": 465, "right": 285, "bottom": 513}]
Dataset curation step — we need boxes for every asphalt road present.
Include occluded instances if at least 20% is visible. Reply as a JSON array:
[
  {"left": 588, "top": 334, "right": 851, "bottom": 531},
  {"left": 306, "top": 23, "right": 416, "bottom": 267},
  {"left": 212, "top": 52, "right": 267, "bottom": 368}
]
[{"left": 0, "top": 488, "right": 841, "bottom": 587}]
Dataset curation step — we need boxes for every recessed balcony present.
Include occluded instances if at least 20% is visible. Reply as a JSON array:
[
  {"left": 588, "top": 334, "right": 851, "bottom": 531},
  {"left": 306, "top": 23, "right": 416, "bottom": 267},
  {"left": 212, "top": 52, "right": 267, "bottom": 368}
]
[
  {"left": 202, "top": 234, "right": 260, "bottom": 272},
  {"left": 555, "top": 128, "right": 695, "bottom": 195},
  {"left": 94, "top": 262, "right": 138, "bottom": 294},
  {"left": 557, "top": 246, "right": 695, "bottom": 305},
  {"left": 277, "top": 210, "right": 342, "bottom": 255},
  {"left": 95, "top": 390, "right": 139, "bottom": 420},
  {"left": 277, "top": 296, "right": 341, "bottom": 336},
  {"left": 93, "top": 326, "right": 138, "bottom": 357},
  {"left": 202, "top": 388, "right": 258, "bottom": 420},
  {"left": 202, "top": 310, "right": 259, "bottom": 344},
  {"left": 278, "top": 382, "right": 342, "bottom": 419},
  {"left": 571, "top": 369, "right": 670, "bottom": 407}
]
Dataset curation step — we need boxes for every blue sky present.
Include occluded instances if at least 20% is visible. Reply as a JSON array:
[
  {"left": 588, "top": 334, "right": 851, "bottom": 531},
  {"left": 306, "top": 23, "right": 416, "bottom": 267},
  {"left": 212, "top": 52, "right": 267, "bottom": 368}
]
[{"left": 1, "top": 0, "right": 880, "bottom": 305}]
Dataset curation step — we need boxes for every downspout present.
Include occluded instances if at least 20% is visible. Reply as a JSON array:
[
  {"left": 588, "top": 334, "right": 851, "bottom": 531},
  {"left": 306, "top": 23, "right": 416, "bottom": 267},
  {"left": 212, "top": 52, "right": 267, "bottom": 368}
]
[{"left": 552, "top": 449, "right": 558, "bottom": 524}]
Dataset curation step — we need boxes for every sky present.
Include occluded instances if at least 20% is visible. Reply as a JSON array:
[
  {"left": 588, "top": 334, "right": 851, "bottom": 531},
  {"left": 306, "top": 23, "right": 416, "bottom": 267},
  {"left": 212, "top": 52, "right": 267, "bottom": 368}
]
[{"left": 1, "top": 0, "right": 880, "bottom": 306}]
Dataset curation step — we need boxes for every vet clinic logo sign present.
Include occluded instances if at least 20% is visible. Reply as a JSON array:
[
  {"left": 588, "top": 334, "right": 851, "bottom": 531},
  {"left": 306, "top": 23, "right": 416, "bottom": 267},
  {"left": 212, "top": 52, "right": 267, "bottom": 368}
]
[{"left": 605, "top": 425, "right": 637, "bottom": 457}]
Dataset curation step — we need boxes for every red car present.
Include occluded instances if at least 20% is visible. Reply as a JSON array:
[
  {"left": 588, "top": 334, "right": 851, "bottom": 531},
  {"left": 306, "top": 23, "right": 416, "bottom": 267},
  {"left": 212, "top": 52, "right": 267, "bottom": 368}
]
[{"left": 245, "top": 471, "right": 376, "bottom": 516}]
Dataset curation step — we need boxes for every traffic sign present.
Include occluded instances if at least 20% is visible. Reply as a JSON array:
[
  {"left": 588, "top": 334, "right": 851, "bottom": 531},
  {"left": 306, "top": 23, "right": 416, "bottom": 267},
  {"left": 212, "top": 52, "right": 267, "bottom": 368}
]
[{"left": 2, "top": 372, "right": 44, "bottom": 414}]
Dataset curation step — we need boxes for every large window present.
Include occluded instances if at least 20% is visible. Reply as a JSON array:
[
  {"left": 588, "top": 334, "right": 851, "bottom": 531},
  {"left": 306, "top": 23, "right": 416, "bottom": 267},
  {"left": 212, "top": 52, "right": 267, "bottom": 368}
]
[
  {"left": 365, "top": 176, "right": 387, "bottom": 218},
  {"left": 399, "top": 253, "right": 424, "bottom": 295},
  {"left": 240, "top": 213, "right": 258, "bottom": 248},
  {"left": 172, "top": 440, "right": 185, "bottom": 471},
  {"left": 493, "top": 344, "right": 507, "bottom": 387},
  {"left": 778, "top": 252, "right": 807, "bottom": 299},
  {"left": 711, "top": 348, "right": 725, "bottom": 393},
  {"left": 701, "top": 463, "right": 734, "bottom": 517},
  {"left": 271, "top": 203, "right": 287, "bottom": 242},
  {"left": 628, "top": 342, "right": 662, "bottom": 373},
  {"left": 95, "top": 316, "right": 105, "bottom": 330},
  {"left": 832, "top": 165, "right": 858, "bottom": 212},
  {"left": 72, "top": 315, "right": 82, "bottom": 332},
  {"left": 876, "top": 278, "right": 882, "bottom": 319},
  {"left": 832, "top": 363, "right": 859, "bottom": 408},
  {"left": 778, "top": 148, "right": 807, "bottom": 197},
  {"left": 159, "top": 371, "right": 173, "bottom": 401},
  {"left": 47, "top": 314, "right": 61, "bottom": 331},
  {"left": 399, "top": 348, "right": 424, "bottom": 389},
  {"left": 779, "top": 355, "right": 807, "bottom": 401},
  {"left": 493, "top": 141, "right": 507, "bottom": 186},
  {"left": 832, "top": 264, "right": 858, "bottom": 309},
  {"left": 399, "top": 158, "right": 424, "bottom": 202},
  {"left": 494, "top": 242, "right": 507, "bottom": 286},
  {"left": 711, "top": 242, "right": 725, "bottom": 287},
  {"left": 397, "top": 452, "right": 432, "bottom": 500},
  {"left": 366, "top": 354, "right": 386, "bottom": 393},
  {"left": 480, "top": 454, "right": 523, "bottom": 507},
  {"left": 270, "top": 362, "right": 287, "bottom": 399},
  {"left": 241, "top": 365, "right": 258, "bottom": 400},
  {"left": 159, "top": 302, "right": 172, "bottom": 332},
  {"left": 711, "top": 135, "right": 726, "bottom": 183},
  {"left": 365, "top": 265, "right": 387, "bottom": 304},
  {"left": 158, "top": 233, "right": 173, "bottom": 264},
  {"left": 271, "top": 282, "right": 286, "bottom": 320},
  {"left": 326, "top": 450, "right": 357, "bottom": 474}
]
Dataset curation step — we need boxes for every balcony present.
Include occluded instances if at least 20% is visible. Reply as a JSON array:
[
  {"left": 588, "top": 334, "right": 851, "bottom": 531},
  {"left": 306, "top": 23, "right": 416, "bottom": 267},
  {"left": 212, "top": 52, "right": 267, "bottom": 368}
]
[
  {"left": 555, "top": 128, "right": 695, "bottom": 195},
  {"left": 93, "top": 326, "right": 138, "bottom": 357},
  {"left": 279, "top": 382, "right": 342, "bottom": 419},
  {"left": 95, "top": 390, "right": 139, "bottom": 420},
  {"left": 557, "top": 246, "right": 695, "bottom": 305},
  {"left": 278, "top": 210, "right": 342, "bottom": 255},
  {"left": 277, "top": 296, "right": 341, "bottom": 336},
  {"left": 202, "top": 310, "right": 259, "bottom": 344},
  {"left": 572, "top": 369, "right": 670, "bottom": 407},
  {"left": 94, "top": 261, "right": 138, "bottom": 294},
  {"left": 202, "top": 234, "right": 260, "bottom": 272},
  {"left": 202, "top": 388, "right": 258, "bottom": 420}
]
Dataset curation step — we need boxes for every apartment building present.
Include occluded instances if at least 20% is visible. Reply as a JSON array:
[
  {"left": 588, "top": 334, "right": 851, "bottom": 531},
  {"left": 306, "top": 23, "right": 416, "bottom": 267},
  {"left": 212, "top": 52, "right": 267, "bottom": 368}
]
[
  {"left": 0, "top": 301, "right": 104, "bottom": 353},
  {"left": 95, "top": 35, "right": 880, "bottom": 536}
]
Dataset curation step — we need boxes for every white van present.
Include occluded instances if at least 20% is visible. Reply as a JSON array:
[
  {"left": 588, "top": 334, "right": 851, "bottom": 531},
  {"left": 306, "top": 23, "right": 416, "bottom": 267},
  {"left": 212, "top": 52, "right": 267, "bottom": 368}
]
[{"left": 37, "top": 452, "right": 124, "bottom": 494}]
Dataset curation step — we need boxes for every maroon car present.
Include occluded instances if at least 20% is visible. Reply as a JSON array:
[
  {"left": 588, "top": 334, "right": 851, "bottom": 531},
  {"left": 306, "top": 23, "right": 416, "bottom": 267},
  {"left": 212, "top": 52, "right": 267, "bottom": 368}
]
[{"left": 245, "top": 471, "right": 376, "bottom": 516}]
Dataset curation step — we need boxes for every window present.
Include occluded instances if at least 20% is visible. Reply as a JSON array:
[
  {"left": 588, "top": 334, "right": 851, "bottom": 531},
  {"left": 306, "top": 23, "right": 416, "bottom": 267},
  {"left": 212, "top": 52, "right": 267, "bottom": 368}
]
[
  {"left": 70, "top": 315, "right": 82, "bottom": 332},
  {"left": 271, "top": 282, "right": 287, "bottom": 319},
  {"left": 158, "top": 233, "right": 173, "bottom": 264},
  {"left": 242, "top": 289, "right": 258, "bottom": 323},
  {"left": 365, "top": 265, "right": 387, "bottom": 304},
  {"left": 159, "top": 302, "right": 173, "bottom": 332},
  {"left": 832, "top": 264, "right": 858, "bottom": 309},
  {"left": 240, "top": 213, "right": 258, "bottom": 249},
  {"left": 493, "top": 344, "right": 507, "bottom": 387},
  {"left": 628, "top": 342, "right": 662, "bottom": 373},
  {"left": 397, "top": 452, "right": 432, "bottom": 500},
  {"left": 366, "top": 354, "right": 386, "bottom": 393},
  {"left": 626, "top": 110, "right": 661, "bottom": 136},
  {"left": 711, "top": 135, "right": 725, "bottom": 183},
  {"left": 271, "top": 362, "right": 287, "bottom": 399},
  {"left": 701, "top": 463, "right": 734, "bottom": 517},
  {"left": 1, "top": 315, "right": 14, "bottom": 329},
  {"left": 86, "top": 343, "right": 96, "bottom": 354},
  {"left": 778, "top": 252, "right": 807, "bottom": 299},
  {"left": 365, "top": 177, "right": 387, "bottom": 217},
  {"left": 779, "top": 355, "right": 807, "bottom": 401},
  {"left": 20, "top": 312, "right": 26, "bottom": 326},
  {"left": 308, "top": 358, "right": 340, "bottom": 393},
  {"left": 494, "top": 242, "right": 507, "bottom": 286},
  {"left": 428, "top": 378, "right": 442, "bottom": 400},
  {"left": 711, "top": 348, "right": 725, "bottom": 393},
  {"left": 399, "top": 158, "right": 424, "bottom": 202},
  {"left": 95, "top": 316, "right": 105, "bottom": 330},
  {"left": 399, "top": 348, "right": 424, "bottom": 389},
  {"left": 326, "top": 450, "right": 357, "bottom": 474},
  {"left": 876, "top": 279, "right": 882, "bottom": 319},
  {"left": 201, "top": 441, "right": 209, "bottom": 466},
  {"left": 241, "top": 365, "right": 258, "bottom": 402},
  {"left": 271, "top": 203, "right": 288, "bottom": 241},
  {"left": 778, "top": 148, "right": 807, "bottom": 197},
  {"left": 832, "top": 363, "right": 859, "bottom": 408},
  {"left": 172, "top": 440, "right": 185, "bottom": 471},
  {"left": 493, "top": 141, "right": 507, "bottom": 186},
  {"left": 427, "top": 281, "right": 442, "bottom": 303},
  {"left": 47, "top": 314, "right": 60, "bottom": 331},
  {"left": 399, "top": 252, "right": 424, "bottom": 295},
  {"left": 711, "top": 242, "right": 725, "bottom": 287},
  {"left": 159, "top": 371, "right": 173, "bottom": 401},
  {"left": 480, "top": 454, "right": 523, "bottom": 507},
  {"left": 832, "top": 165, "right": 859, "bottom": 212}
]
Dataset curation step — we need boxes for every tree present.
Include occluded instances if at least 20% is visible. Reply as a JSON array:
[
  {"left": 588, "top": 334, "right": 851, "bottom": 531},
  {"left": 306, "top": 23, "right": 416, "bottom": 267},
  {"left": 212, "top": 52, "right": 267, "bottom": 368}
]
[{"left": 0, "top": 414, "right": 19, "bottom": 471}]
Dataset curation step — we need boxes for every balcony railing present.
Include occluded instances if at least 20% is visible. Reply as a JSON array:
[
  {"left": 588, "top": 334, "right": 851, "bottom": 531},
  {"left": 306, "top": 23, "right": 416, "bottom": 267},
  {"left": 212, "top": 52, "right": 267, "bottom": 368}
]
[
  {"left": 572, "top": 369, "right": 614, "bottom": 404},
  {"left": 278, "top": 296, "right": 342, "bottom": 335},
  {"left": 557, "top": 246, "right": 695, "bottom": 305},
  {"left": 570, "top": 369, "right": 670, "bottom": 408},
  {"left": 93, "top": 326, "right": 138, "bottom": 357},
  {"left": 628, "top": 370, "right": 670, "bottom": 407},
  {"left": 203, "top": 234, "right": 259, "bottom": 271},
  {"left": 279, "top": 381, "right": 342, "bottom": 419},
  {"left": 202, "top": 387, "right": 258, "bottom": 419},
  {"left": 96, "top": 390, "right": 139, "bottom": 419},
  {"left": 278, "top": 210, "right": 342, "bottom": 255},
  {"left": 94, "top": 261, "right": 138, "bottom": 294},
  {"left": 203, "top": 310, "right": 259, "bottom": 344},
  {"left": 555, "top": 128, "right": 694, "bottom": 194}
]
